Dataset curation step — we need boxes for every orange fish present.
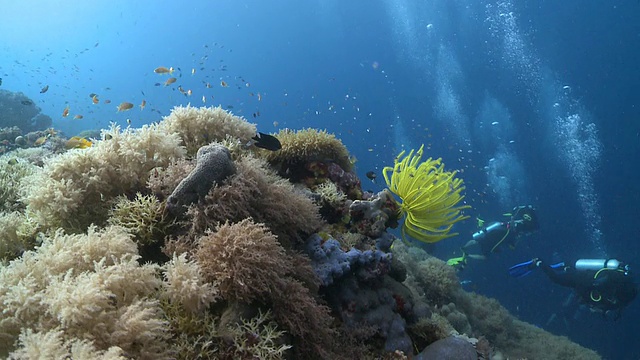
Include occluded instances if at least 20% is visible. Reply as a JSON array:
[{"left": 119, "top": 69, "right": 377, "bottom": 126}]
[
  {"left": 154, "top": 66, "right": 174, "bottom": 74},
  {"left": 34, "top": 136, "right": 48, "bottom": 146},
  {"left": 164, "top": 77, "right": 177, "bottom": 86},
  {"left": 92, "top": 95, "right": 99, "bottom": 104},
  {"left": 73, "top": 114, "right": 84, "bottom": 120},
  {"left": 62, "top": 105, "right": 70, "bottom": 117},
  {"left": 117, "top": 102, "right": 134, "bottom": 112},
  {"left": 220, "top": 80, "right": 228, "bottom": 87},
  {"left": 140, "top": 100, "right": 146, "bottom": 110}
]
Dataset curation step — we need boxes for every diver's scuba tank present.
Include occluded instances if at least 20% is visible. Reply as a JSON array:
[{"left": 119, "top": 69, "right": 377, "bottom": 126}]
[
  {"left": 472, "top": 222, "right": 503, "bottom": 241},
  {"left": 575, "top": 259, "right": 621, "bottom": 271}
]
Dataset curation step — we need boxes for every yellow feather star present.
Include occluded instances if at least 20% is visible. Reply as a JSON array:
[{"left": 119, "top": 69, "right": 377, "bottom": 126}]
[{"left": 383, "top": 144, "right": 470, "bottom": 244}]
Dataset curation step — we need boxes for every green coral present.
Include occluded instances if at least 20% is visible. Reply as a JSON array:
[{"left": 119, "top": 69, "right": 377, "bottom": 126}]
[{"left": 108, "top": 193, "right": 169, "bottom": 246}]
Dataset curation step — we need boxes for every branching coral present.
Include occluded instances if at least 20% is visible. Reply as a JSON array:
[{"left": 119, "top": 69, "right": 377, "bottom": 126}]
[
  {"left": 108, "top": 193, "right": 169, "bottom": 247},
  {"left": 20, "top": 123, "right": 185, "bottom": 231},
  {"left": 0, "top": 225, "right": 172, "bottom": 359},
  {"left": 161, "top": 253, "right": 219, "bottom": 314},
  {"left": 383, "top": 144, "right": 470, "bottom": 244},
  {"left": 186, "top": 154, "right": 322, "bottom": 247},
  {"left": 227, "top": 310, "right": 292, "bottom": 360},
  {"left": 260, "top": 128, "right": 352, "bottom": 172},
  {"left": 0, "top": 155, "right": 38, "bottom": 212},
  {"left": 0, "top": 211, "right": 39, "bottom": 261},
  {"left": 159, "top": 105, "right": 257, "bottom": 156},
  {"left": 195, "top": 219, "right": 338, "bottom": 359}
]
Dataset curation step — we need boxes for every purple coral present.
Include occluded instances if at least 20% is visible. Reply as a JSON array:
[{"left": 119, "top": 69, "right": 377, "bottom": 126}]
[{"left": 167, "top": 144, "right": 236, "bottom": 215}]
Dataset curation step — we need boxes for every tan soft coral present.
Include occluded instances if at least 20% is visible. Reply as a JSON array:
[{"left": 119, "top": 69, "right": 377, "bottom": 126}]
[
  {"left": 0, "top": 225, "right": 172, "bottom": 359},
  {"left": 195, "top": 219, "right": 338, "bottom": 358},
  {"left": 159, "top": 105, "right": 257, "bottom": 156},
  {"left": 260, "top": 128, "right": 352, "bottom": 172},
  {"left": 20, "top": 124, "right": 185, "bottom": 231},
  {"left": 187, "top": 154, "right": 322, "bottom": 247}
]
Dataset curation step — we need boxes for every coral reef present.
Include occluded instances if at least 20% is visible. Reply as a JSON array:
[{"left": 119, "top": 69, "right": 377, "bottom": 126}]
[
  {"left": 0, "top": 105, "right": 604, "bottom": 359},
  {"left": 195, "top": 219, "right": 338, "bottom": 358},
  {"left": 183, "top": 154, "right": 322, "bottom": 247},
  {"left": 0, "top": 226, "right": 171, "bottom": 359},
  {"left": 0, "top": 90, "right": 52, "bottom": 132},
  {"left": 20, "top": 123, "right": 185, "bottom": 231},
  {"left": 159, "top": 105, "right": 256, "bottom": 155},
  {"left": 166, "top": 143, "right": 236, "bottom": 216},
  {"left": 108, "top": 193, "right": 170, "bottom": 249}
]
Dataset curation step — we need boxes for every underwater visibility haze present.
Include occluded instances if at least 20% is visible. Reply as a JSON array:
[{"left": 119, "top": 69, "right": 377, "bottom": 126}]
[{"left": 0, "top": 1, "right": 639, "bottom": 359}]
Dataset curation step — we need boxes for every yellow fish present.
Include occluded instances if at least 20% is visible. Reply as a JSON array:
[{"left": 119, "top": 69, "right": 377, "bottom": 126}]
[
  {"left": 34, "top": 136, "right": 47, "bottom": 146},
  {"left": 65, "top": 136, "right": 92, "bottom": 149}
]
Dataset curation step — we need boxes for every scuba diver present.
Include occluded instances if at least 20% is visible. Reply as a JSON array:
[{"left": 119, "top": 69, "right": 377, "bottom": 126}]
[
  {"left": 509, "top": 258, "right": 638, "bottom": 320},
  {"left": 447, "top": 205, "right": 539, "bottom": 269}
]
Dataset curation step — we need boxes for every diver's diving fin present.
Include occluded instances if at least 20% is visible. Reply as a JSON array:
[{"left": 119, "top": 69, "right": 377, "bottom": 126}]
[{"left": 508, "top": 259, "right": 538, "bottom": 278}]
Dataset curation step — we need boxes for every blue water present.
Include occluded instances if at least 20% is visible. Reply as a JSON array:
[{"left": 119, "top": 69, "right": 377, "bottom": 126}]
[{"left": 2, "top": 1, "right": 639, "bottom": 358}]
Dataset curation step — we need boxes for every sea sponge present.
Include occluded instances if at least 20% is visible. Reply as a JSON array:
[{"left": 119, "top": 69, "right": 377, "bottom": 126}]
[
  {"left": 260, "top": 128, "right": 352, "bottom": 172},
  {"left": 0, "top": 225, "right": 172, "bottom": 359},
  {"left": 159, "top": 105, "right": 257, "bottom": 155},
  {"left": 20, "top": 123, "right": 185, "bottom": 231},
  {"left": 187, "top": 154, "right": 322, "bottom": 247},
  {"left": 108, "top": 193, "right": 169, "bottom": 247},
  {"left": 166, "top": 143, "right": 236, "bottom": 216}
]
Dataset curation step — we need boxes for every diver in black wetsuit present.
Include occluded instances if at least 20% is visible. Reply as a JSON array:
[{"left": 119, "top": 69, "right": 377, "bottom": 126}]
[
  {"left": 510, "top": 258, "right": 638, "bottom": 319},
  {"left": 447, "top": 205, "right": 539, "bottom": 269}
]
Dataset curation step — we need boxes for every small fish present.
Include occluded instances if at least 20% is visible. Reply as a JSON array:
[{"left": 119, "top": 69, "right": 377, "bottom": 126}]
[
  {"left": 127, "top": 118, "right": 132, "bottom": 125},
  {"left": 205, "top": 82, "right": 212, "bottom": 88},
  {"left": 40, "top": 85, "right": 49, "bottom": 93},
  {"left": 104, "top": 99, "right": 111, "bottom": 104},
  {"left": 187, "top": 89, "right": 192, "bottom": 96},
  {"left": 21, "top": 100, "right": 33, "bottom": 106},
  {"left": 191, "top": 68, "right": 196, "bottom": 75},
  {"left": 92, "top": 95, "right": 99, "bottom": 104},
  {"left": 62, "top": 105, "right": 70, "bottom": 117},
  {"left": 257, "top": 93, "right": 262, "bottom": 101},
  {"left": 154, "top": 66, "right": 174, "bottom": 74},
  {"left": 366, "top": 171, "right": 377, "bottom": 181},
  {"left": 273, "top": 121, "right": 279, "bottom": 127},
  {"left": 73, "top": 114, "right": 84, "bottom": 120},
  {"left": 226, "top": 105, "right": 234, "bottom": 109},
  {"left": 89, "top": 93, "right": 97, "bottom": 98},
  {"left": 154, "top": 82, "right": 161, "bottom": 86},
  {"left": 117, "top": 102, "right": 134, "bottom": 112},
  {"left": 220, "top": 80, "right": 228, "bottom": 87},
  {"left": 34, "top": 136, "right": 47, "bottom": 146},
  {"left": 252, "top": 132, "right": 281, "bottom": 151},
  {"left": 140, "top": 100, "right": 146, "bottom": 110},
  {"left": 164, "top": 77, "right": 177, "bottom": 86},
  {"left": 7, "top": 158, "right": 18, "bottom": 165},
  {"left": 202, "top": 95, "right": 206, "bottom": 103},
  {"left": 491, "top": 121, "right": 499, "bottom": 125},
  {"left": 0, "top": 77, "right": 2, "bottom": 86},
  {"left": 245, "top": 82, "right": 250, "bottom": 87},
  {"left": 65, "top": 136, "right": 92, "bottom": 149}
]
